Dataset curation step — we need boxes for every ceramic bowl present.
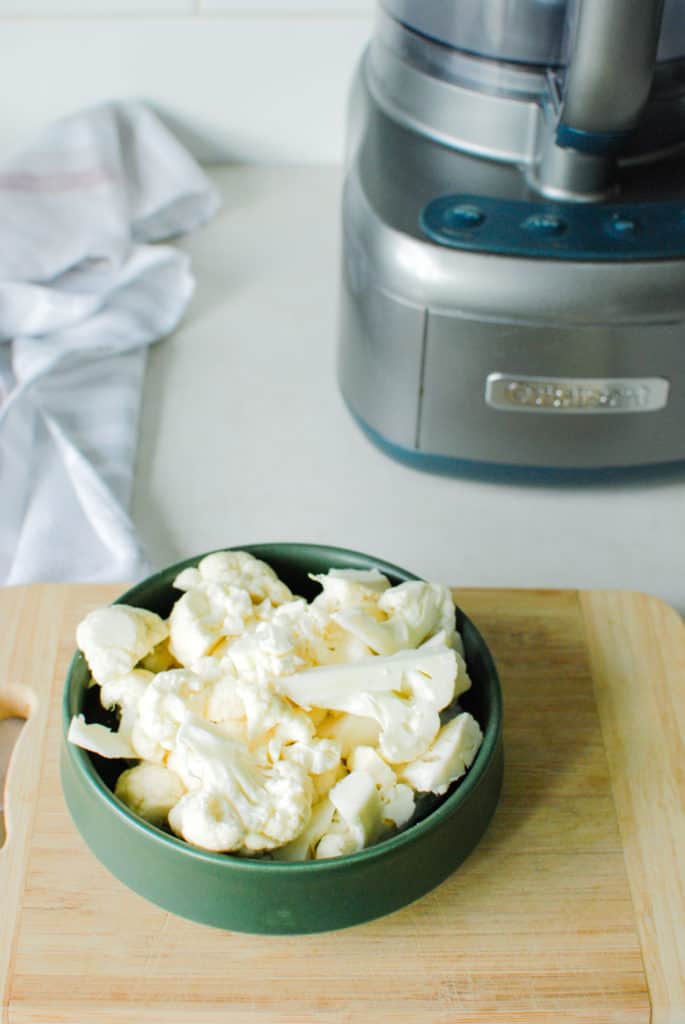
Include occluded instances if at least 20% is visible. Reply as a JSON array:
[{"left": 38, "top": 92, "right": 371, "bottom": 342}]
[{"left": 61, "top": 543, "right": 503, "bottom": 934}]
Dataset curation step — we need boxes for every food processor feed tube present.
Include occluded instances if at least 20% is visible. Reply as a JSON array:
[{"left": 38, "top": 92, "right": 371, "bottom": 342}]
[
  {"left": 338, "top": 0, "right": 685, "bottom": 470},
  {"left": 539, "top": 0, "right": 666, "bottom": 198}
]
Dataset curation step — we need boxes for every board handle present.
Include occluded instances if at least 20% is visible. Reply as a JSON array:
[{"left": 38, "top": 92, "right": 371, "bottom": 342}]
[
  {"left": 0, "top": 584, "right": 67, "bottom": 1007},
  {"left": 0, "top": 683, "right": 38, "bottom": 849}
]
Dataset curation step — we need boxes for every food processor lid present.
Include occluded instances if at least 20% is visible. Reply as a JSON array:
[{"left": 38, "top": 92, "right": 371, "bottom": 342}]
[{"left": 382, "top": 0, "right": 685, "bottom": 66}]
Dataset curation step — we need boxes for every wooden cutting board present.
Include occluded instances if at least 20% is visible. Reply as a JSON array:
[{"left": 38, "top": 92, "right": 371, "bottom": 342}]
[{"left": 1, "top": 584, "right": 684, "bottom": 1024}]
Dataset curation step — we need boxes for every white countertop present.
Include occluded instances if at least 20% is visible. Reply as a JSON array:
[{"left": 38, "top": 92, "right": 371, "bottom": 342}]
[{"left": 132, "top": 165, "right": 685, "bottom": 615}]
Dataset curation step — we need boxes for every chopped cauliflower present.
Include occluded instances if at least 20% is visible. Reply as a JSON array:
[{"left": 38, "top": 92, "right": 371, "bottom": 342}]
[
  {"left": 131, "top": 668, "right": 210, "bottom": 761},
  {"left": 68, "top": 550, "right": 483, "bottom": 859},
  {"left": 167, "top": 716, "right": 312, "bottom": 852},
  {"left": 278, "top": 645, "right": 462, "bottom": 762},
  {"left": 77, "top": 604, "right": 168, "bottom": 685},
  {"left": 309, "top": 568, "right": 391, "bottom": 612},
  {"left": 169, "top": 583, "right": 253, "bottom": 666},
  {"left": 348, "top": 746, "right": 415, "bottom": 828},
  {"left": 316, "top": 770, "right": 383, "bottom": 859},
  {"left": 333, "top": 580, "right": 459, "bottom": 656},
  {"left": 115, "top": 763, "right": 186, "bottom": 827},
  {"left": 174, "top": 550, "right": 293, "bottom": 606},
  {"left": 400, "top": 712, "right": 483, "bottom": 795}
]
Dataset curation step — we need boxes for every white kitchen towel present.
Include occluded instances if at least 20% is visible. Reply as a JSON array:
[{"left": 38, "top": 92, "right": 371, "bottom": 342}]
[{"left": 0, "top": 100, "right": 220, "bottom": 584}]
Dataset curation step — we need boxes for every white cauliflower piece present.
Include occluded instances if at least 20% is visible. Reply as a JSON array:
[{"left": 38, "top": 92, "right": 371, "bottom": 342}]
[
  {"left": 333, "top": 581, "right": 458, "bottom": 656},
  {"left": 169, "top": 583, "right": 253, "bottom": 666},
  {"left": 114, "top": 763, "right": 186, "bottom": 827},
  {"left": 76, "top": 604, "right": 169, "bottom": 685},
  {"left": 316, "top": 770, "right": 383, "bottom": 859},
  {"left": 167, "top": 715, "right": 312, "bottom": 852},
  {"left": 400, "top": 712, "right": 483, "bottom": 795},
  {"left": 167, "top": 790, "right": 246, "bottom": 853},
  {"left": 272, "top": 598, "right": 372, "bottom": 667},
  {"left": 348, "top": 745, "right": 415, "bottom": 828},
  {"left": 173, "top": 550, "right": 293, "bottom": 606},
  {"left": 279, "top": 644, "right": 462, "bottom": 762},
  {"left": 272, "top": 796, "right": 336, "bottom": 861},
  {"left": 99, "top": 668, "right": 153, "bottom": 743},
  {"left": 280, "top": 736, "right": 341, "bottom": 776},
  {"left": 205, "top": 669, "right": 319, "bottom": 765},
  {"left": 309, "top": 568, "right": 391, "bottom": 611},
  {"left": 311, "top": 761, "right": 347, "bottom": 801},
  {"left": 67, "top": 714, "right": 136, "bottom": 759},
  {"left": 239, "top": 679, "right": 313, "bottom": 751},
  {"left": 205, "top": 674, "right": 244, "bottom": 723},
  {"left": 131, "top": 668, "right": 209, "bottom": 761},
  {"left": 138, "top": 640, "right": 177, "bottom": 674},
  {"left": 99, "top": 668, "right": 152, "bottom": 715},
  {"left": 225, "top": 620, "right": 303, "bottom": 684},
  {"left": 318, "top": 713, "right": 381, "bottom": 757}
]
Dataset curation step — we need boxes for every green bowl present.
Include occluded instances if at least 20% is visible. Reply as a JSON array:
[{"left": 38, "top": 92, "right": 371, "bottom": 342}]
[{"left": 61, "top": 543, "right": 503, "bottom": 934}]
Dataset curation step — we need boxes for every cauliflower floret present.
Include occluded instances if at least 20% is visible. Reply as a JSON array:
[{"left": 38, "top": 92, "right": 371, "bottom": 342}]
[
  {"left": 400, "top": 712, "right": 483, "bottom": 795},
  {"left": 167, "top": 790, "right": 245, "bottom": 852},
  {"left": 280, "top": 736, "right": 341, "bottom": 776},
  {"left": 167, "top": 716, "right": 312, "bottom": 852},
  {"left": 272, "top": 796, "right": 336, "bottom": 861},
  {"left": 169, "top": 583, "right": 253, "bottom": 666},
  {"left": 99, "top": 668, "right": 152, "bottom": 715},
  {"left": 68, "top": 669, "right": 155, "bottom": 759},
  {"left": 225, "top": 620, "right": 303, "bottom": 684},
  {"left": 348, "top": 745, "right": 415, "bottom": 828},
  {"left": 315, "top": 770, "right": 383, "bottom": 859},
  {"left": 333, "top": 581, "right": 459, "bottom": 656},
  {"left": 318, "top": 712, "right": 381, "bottom": 757},
  {"left": 77, "top": 604, "right": 169, "bottom": 685},
  {"left": 114, "top": 763, "right": 186, "bottom": 827},
  {"left": 205, "top": 674, "right": 244, "bottom": 723},
  {"left": 173, "top": 550, "right": 293, "bottom": 606},
  {"left": 130, "top": 669, "right": 210, "bottom": 761},
  {"left": 205, "top": 669, "right": 320, "bottom": 766},
  {"left": 309, "top": 568, "right": 391, "bottom": 612},
  {"left": 67, "top": 714, "right": 135, "bottom": 759},
  {"left": 271, "top": 598, "right": 372, "bottom": 667},
  {"left": 279, "top": 644, "right": 462, "bottom": 763},
  {"left": 99, "top": 667, "right": 153, "bottom": 743}
]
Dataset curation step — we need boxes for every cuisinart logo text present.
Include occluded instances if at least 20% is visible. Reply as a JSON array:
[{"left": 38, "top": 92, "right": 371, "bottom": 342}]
[{"left": 485, "top": 374, "right": 670, "bottom": 414}]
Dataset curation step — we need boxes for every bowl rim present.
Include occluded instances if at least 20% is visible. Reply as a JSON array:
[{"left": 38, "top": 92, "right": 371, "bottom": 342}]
[{"left": 62, "top": 542, "right": 503, "bottom": 873}]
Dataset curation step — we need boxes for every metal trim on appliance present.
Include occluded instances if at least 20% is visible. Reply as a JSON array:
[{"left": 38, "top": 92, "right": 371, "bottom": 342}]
[{"left": 366, "top": 42, "right": 541, "bottom": 163}]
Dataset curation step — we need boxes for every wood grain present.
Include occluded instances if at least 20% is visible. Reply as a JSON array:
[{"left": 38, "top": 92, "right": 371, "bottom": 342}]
[
  {"left": 581, "top": 591, "right": 685, "bottom": 1024},
  {"left": 1, "top": 584, "right": 683, "bottom": 1023}
]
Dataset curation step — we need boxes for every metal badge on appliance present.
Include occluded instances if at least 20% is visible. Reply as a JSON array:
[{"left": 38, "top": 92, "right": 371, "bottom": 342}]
[{"left": 485, "top": 374, "right": 670, "bottom": 414}]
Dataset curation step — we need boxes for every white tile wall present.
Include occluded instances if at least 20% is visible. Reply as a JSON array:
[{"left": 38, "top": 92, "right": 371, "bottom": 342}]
[
  {"left": 200, "top": 1, "right": 373, "bottom": 12},
  {"left": 0, "top": 0, "right": 374, "bottom": 10},
  {"left": 0, "top": 7, "right": 375, "bottom": 162},
  {"left": 0, "top": 0, "right": 194, "bottom": 13}
]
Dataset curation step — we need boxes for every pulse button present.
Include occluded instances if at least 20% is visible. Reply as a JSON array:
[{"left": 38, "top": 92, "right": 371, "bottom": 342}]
[
  {"left": 607, "top": 213, "right": 640, "bottom": 238},
  {"left": 522, "top": 212, "right": 567, "bottom": 236},
  {"left": 443, "top": 203, "right": 485, "bottom": 230}
]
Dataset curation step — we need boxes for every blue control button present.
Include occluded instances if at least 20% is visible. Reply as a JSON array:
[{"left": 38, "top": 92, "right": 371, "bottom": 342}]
[
  {"left": 443, "top": 203, "right": 485, "bottom": 230},
  {"left": 522, "top": 212, "right": 567, "bottom": 236},
  {"left": 607, "top": 213, "right": 640, "bottom": 238}
]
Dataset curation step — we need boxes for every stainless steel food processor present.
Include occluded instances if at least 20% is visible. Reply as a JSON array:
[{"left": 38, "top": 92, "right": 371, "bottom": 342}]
[{"left": 338, "top": 0, "right": 685, "bottom": 470}]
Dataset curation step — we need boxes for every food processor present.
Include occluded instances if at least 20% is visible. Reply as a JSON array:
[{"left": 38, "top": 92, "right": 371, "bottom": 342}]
[{"left": 337, "top": 0, "right": 685, "bottom": 470}]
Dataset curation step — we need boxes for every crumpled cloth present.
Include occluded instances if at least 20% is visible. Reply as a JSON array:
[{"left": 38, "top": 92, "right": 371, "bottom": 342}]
[{"left": 0, "top": 100, "right": 219, "bottom": 584}]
